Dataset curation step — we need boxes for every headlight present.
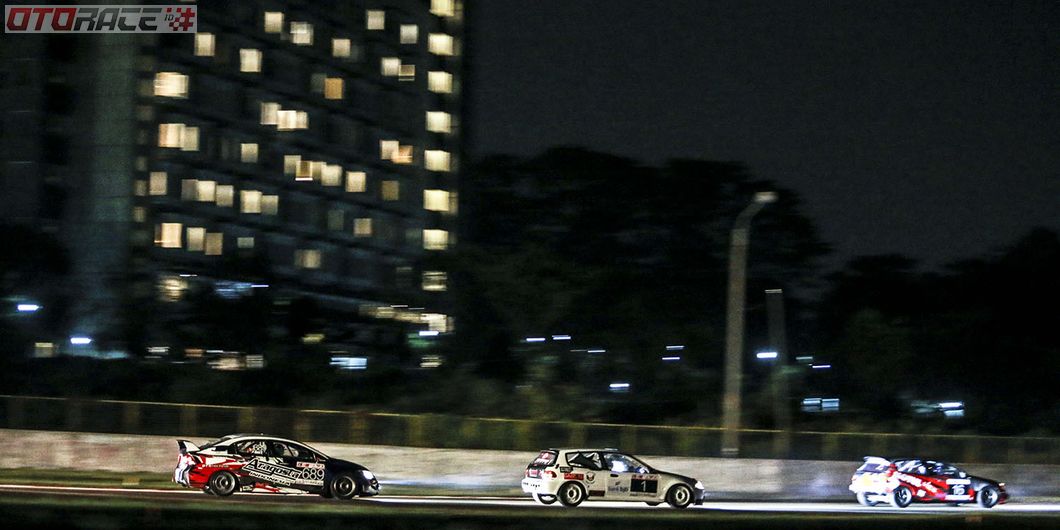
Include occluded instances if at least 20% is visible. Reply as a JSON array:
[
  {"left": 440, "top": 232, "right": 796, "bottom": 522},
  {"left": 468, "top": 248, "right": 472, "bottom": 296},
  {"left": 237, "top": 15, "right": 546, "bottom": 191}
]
[
  {"left": 361, "top": 470, "right": 375, "bottom": 480},
  {"left": 694, "top": 481, "right": 704, "bottom": 490}
]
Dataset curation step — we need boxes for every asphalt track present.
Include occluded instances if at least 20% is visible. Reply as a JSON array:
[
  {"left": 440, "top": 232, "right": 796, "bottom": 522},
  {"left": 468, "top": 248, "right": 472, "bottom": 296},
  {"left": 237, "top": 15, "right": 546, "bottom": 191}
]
[{"left": 2, "top": 483, "right": 1059, "bottom": 514}]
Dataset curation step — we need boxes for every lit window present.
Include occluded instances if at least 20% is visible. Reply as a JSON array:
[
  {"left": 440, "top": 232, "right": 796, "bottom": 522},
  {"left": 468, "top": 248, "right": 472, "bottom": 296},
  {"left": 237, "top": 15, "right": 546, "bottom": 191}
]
[
  {"left": 426, "top": 111, "right": 451, "bottom": 133},
  {"left": 157, "top": 223, "right": 182, "bottom": 248},
  {"left": 284, "top": 154, "right": 301, "bottom": 175},
  {"left": 187, "top": 227, "right": 206, "bottom": 252},
  {"left": 428, "top": 71, "right": 453, "bottom": 93},
  {"left": 332, "top": 38, "right": 351, "bottom": 58},
  {"left": 311, "top": 73, "right": 326, "bottom": 93},
  {"left": 354, "top": 218, "right": 372, "bottom": 237},
  {"left": 400, "top": 24, "right": 418, "bottom": 44},
  {"left": 324, "top": 77, "right": 344, "bottom": 100},
  {"left": 196, "top": 180, "right": 216, "bottom": 202},
  {"left": 277, "top": 110, "right": 308, "bottom": 131},
  {"left": 399, "top": 64, "right": 415, "bottom": 81},
  {"left": 135, "top": 180, "right": 147, "bottom": 196},
  {"left": 264, "top": 11, "right": 283, "bottom": 33},
  {"left": 321, "top": 164, "right": 342, "bottom": 186},
  {"left": 366, "top": 10, "right": 385, "bottom": 30},
  {"left": 380, "top": 140, "right": 399, "bottom": 160},
  {"left": 261, "top": 102, "right": 280, "bottom": 125},
  {"left": 428, "top": 33, "right": 455, "bottom": 56},
  {"left": 295, "top": 160, "right": 313, "bottom": 181},
  {"left": 381, "top": 57, "right": 400, "bottom": 77},
  {"left": 422, "top": 271, "right": 447, "bottom": 291},
  {"left": 291, "top": 22, "right": 313, "bottom": 45},
  {"left": 424, "top": 189, "right": 450, "bottom": 212},
  {"left": 423, "top": 229, "right": 449, "bottom": 250},
  {"left": 240, "top": 49, "right": 262, "bottom": 73},
  {"left": 216, "top": 185, "right": 234, "bottom": 207},
  {"left": 181, "top": 179, "right": 198, "bottom": 200},
  {"left": 132, "top": 207, "right": 146, "bottom": 223},
  {"left": 154, "top": 72, "right": 188, "bottom": 98},
  {"left": 327, "top": 210, "right": 344, "bottom": 231},
  {"left": 262, "top": 195, "right": 279, "bottom": 215},
  {"left": 295, "top": 249, "right": 322, "bottom": 269},
  {"left": 237, "top": 236, "right": 254, "bottom": 249},
  {"left": 241, "top": 190, "right": 262, "bottom": 214},
  {"left": 346, "top": 171, "right": 366, "bottom": 192},
  {"left": 424, "top": 150, "right": 451, "bottom": 172},
  {"left": 382, "top": 180, "right": 400, "bottom": 201},
  {"left": 393, "top": 145, "right": 413, "bottom": 164},
  {"left": 181, "top": 127, "right": 199, "bottom": 151},
  {"left": 430, "top": 0, "right": 456, "bottom": 17},
  {"left": 158, "top": 123, "right": 184, "bottom": 148},
  {"left": 240, "top": 143, "right": 258, "bottom": 163},
  {"left": 149, "top": 171, "right": 167, "bottom": 195},
  {"left": 194, "top": 33, "right": 215, "bottom": 56},
  {"left": 205, "top": 232, "right": 223, "bottom": 256}
]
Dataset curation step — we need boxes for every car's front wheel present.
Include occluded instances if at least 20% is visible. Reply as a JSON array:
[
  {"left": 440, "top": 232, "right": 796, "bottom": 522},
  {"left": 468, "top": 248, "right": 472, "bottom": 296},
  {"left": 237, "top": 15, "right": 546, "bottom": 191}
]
[
  {"left": 977, "top": 486, "right": 1000, "bottom": 509},
  {"left": 533, "top": 493, "right": 557, "bottom": 505},
  {"left": 666, "top": 484, "right": 693, "bottom": 509},
  {"left": 330, "top": 473, "right": 360, "bottom": 500},
  {"left": 856, "top": 492, "right": 878, "bottom": 506},
  {"left": 207, "top": 470, "right": 238, "bottom": 497},
  {"left": 889, "top": 486, "right": 913, "bottom": 508},
  {"left": 557, "top": 482, "right": 585, "bottom": 507}
]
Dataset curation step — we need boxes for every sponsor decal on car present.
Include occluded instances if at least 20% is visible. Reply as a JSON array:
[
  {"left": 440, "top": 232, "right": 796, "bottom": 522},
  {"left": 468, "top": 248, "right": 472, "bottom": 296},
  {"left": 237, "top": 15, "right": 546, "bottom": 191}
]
[
  {"left": 630, "top": 474, "right": 659, "bottom": 495},
  {"left": 585, "top": 472, "right": 596, "bottom": 483},
  {"left": 564, "top": 473, "right": 585, "bottom": 480},
  {"left": 242, "top": 458, "right": 302, "bottom": 486}
]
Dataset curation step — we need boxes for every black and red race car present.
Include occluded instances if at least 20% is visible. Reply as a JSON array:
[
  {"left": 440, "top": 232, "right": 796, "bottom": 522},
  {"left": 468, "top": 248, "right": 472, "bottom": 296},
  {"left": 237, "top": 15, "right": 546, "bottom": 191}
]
[
  {"left": 849, "top": 456, "right": 1008, "bottom": 508},
  {"left": 173, "top": 433, "right": 379, "bottom": 498}
]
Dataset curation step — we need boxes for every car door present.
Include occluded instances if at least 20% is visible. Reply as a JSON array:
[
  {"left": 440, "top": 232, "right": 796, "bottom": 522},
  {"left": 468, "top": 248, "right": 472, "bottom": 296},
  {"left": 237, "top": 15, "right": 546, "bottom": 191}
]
[
  {"left": 263, "top": 441, "right": 306, "bottom": 487},
  {"left": 287, "top": 442, "right": 326, "bottom": 489},
  {"left": 603, "top": 453, "right": 641, "bottom": 500},
  {"left": 936, "top": 464, "right": 973, "bottom": 502}
]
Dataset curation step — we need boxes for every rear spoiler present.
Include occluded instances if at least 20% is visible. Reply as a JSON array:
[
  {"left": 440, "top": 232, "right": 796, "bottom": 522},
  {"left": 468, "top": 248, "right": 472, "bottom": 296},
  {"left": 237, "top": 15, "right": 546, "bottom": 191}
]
[
  {"left": 177, "top": 440, "right": 200, "bottom": 454},
  {"left": 863, "top": 456, "right": 891, "bottom": 465}
]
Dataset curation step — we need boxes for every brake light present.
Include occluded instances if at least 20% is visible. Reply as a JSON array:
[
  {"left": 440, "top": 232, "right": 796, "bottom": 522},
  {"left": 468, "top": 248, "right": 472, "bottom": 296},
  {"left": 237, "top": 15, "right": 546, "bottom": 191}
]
[{"left": 544, "top": 470, "right": 557, "bottom": 478}]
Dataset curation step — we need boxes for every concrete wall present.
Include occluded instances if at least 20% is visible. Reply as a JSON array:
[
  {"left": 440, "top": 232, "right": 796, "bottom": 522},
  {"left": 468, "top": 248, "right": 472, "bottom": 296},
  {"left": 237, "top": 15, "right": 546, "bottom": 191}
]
[{"left": 1, "top": 429, "right": 1056, "bottom": 501}]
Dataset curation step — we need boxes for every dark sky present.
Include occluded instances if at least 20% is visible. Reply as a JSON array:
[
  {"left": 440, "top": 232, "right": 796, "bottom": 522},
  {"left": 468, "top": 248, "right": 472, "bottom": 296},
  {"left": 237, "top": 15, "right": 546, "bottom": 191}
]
[{"left": 468, "top": 0, "right": 1059, "bottom": 270}]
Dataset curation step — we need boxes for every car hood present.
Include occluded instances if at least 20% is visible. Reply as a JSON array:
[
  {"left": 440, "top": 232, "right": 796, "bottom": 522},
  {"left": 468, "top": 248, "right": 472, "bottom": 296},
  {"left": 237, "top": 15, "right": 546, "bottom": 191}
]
[
  {"left": 326, "top": 458, "right": 369, "bottom": 472},
  {"left": 967, "top": 475, "right": 1003, "bottom": 489},
  {"left": 657, "top": 470, "right": 700, "bottom": 487}
]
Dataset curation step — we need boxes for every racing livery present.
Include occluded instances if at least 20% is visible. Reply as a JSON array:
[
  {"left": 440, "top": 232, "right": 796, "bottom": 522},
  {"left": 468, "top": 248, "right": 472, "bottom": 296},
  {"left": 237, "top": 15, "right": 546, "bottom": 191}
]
[
  {"left": 521, "top": 448, "right": 706, "bottom": 508},
  {"left": 173, "top": 434, "right": 379, "bottom": 499},
  {"left": 849, "top": 456, "right": 1008, "bottom": 508}
]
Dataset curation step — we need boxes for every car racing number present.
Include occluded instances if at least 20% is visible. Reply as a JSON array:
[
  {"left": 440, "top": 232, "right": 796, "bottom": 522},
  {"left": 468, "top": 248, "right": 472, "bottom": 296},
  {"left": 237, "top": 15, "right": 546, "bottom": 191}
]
[{"left": 630, "top": 474, "right": 659, "bottom": 495}]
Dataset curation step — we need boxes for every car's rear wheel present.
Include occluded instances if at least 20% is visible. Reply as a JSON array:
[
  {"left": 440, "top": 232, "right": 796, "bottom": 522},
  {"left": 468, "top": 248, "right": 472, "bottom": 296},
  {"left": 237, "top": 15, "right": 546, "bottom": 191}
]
[
  {"left": 331, "top": 473, "right": 360, "bottom": 500},
  {"left": 889, "top": 486, "right": 913, "bottom": 508},
  {"left": 557, "top": 482, "right": 585, "bottom": 507},
  {"left": 533, "top": 493, "right": 557, "bottom": 505},
  {"left": 856, "top": 492, "right": 878, "bottom": 506},
  {"left": 666, "top": 484, "right": 693, "bottom": 509},
  {"left": 207, "top": 470, "right": 238, "bottom": 497},
  {"left": 977, "top": 486, "right": 1000, "bottom": 509}
]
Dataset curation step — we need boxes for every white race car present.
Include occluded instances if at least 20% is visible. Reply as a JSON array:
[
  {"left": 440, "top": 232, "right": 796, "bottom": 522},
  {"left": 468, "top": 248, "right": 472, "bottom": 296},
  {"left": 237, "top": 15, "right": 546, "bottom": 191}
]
[{"left": 521, "top": 448, "right": 706, "bottom": 508}]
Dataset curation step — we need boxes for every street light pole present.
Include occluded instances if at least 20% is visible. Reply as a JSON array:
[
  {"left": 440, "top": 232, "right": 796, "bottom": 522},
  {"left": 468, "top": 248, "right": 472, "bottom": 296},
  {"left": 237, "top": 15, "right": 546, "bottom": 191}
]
[
  {"left": 721, "top": 191, "right": 776, "bottom": 457},
  {"left": 766, "top": 288, "right": 792, "bottom": 457}
]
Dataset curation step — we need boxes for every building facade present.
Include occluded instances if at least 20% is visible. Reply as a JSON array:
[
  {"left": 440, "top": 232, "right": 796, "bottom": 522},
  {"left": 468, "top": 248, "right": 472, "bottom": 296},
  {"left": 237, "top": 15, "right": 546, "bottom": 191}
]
[{"left": 0, "top": 0, "right": 464, "bottom": 362}]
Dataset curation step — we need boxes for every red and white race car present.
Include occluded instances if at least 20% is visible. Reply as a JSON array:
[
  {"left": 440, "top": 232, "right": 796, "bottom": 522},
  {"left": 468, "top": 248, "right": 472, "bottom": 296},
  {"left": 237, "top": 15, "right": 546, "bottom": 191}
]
[
  {"left": 173, "top": 433, "right": 378, "bottom": 498},
  {"left": 849, "top": 456, "right": 1008, "bottom": 508}
]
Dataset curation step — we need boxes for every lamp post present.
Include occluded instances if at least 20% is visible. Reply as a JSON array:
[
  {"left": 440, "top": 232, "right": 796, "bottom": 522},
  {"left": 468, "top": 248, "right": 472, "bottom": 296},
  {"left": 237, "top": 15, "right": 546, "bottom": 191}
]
[
  {"left": 721, "top": 191, "right": 776, "bottom": 457},
  {"left": 766, "top": 288, "right": 791, "bottom": 457}
]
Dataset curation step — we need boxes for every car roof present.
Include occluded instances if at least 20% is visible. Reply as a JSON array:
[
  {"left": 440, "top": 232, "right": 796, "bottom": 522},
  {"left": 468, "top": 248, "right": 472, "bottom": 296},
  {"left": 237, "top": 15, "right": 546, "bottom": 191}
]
[
  {"left": 212, "top": 434, "right": 310, "bottom": 446},
  {"left": 549, "top": 448, "right": 622, "bottom": 453}
]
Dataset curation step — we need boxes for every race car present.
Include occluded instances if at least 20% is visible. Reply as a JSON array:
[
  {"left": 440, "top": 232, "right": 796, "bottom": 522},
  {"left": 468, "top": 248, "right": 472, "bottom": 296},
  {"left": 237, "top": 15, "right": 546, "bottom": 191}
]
[
  {"left": 849, "top": 456, "right": 1008, "bottom": 508},
  {"left": 521, "top": 448, "right": 706, "bottom": 508},
  {"left": 173, "top": 433, "right": 379, "bottom": 498}
]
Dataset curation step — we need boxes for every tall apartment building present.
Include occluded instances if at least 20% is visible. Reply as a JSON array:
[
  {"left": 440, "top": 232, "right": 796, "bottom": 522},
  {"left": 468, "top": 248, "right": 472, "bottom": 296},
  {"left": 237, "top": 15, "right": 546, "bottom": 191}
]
[{"left": 0, "top": 1, "right": 464, "bottom": 360}]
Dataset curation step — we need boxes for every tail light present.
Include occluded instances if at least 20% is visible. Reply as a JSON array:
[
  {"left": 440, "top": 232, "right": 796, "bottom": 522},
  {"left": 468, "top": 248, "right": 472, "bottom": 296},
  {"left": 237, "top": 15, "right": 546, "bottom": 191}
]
[{"left": 544, "top": 470, "right": 557, "bottom": 478}]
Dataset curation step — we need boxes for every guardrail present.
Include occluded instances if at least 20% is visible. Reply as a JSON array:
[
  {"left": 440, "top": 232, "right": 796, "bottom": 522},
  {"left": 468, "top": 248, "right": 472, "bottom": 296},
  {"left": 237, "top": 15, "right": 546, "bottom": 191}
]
[{"left": 2, "top": 395, "right": 1056, "bottom": 464}]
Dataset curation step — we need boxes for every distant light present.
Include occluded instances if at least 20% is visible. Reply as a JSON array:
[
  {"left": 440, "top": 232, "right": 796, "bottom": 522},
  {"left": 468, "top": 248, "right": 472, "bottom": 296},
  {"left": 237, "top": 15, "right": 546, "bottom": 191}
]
[
  {"left": 16, "top": 304, "right": 40, "bottom": 312},
  {"left": 418, "top": 330, "right": 440, "bottom": 337},
  {"left": 587, "top": 349, "right": 606, "bottom": 353},
  {"left": 609, "top": 382, "right": 630, "bottom": 393},
  {"left": 756, "top": 351, "right": 778, "bottom": 359},
  {"left": 661, "top": 356, "right": 681, "bottom": 361},
  {"left": 822, "top": 398, "right": 840, "bottom": 411},
  {"left": 938, "top": 401, "right": 964, "bottom": 409},
  {"left": 552, "top": 335, "right": 571, "bottom": 341},
  {"left": 754, "top": 191, "right": 778, "bottom": 204},
  {"left": 329, "top": 356, "right": 367, "bottom": 370},
  {"left": 70, "top": 336, "right": 92, "bottom": 345},
  {"left": 665, "top": 345, "right": 684, "bottom": 351},
  {"left": 524, "top": 337, "right": 546, "bottom": 343},
  {"left": 251, "top": 284, "right": 269, "bottom": 288},
  {"left": 943, "top": 409, "right": 965, "bottom": 419},
  {"left": 796, "top": 355, "right": 814, "bottom": 364},
  {"left": 178, "top": 274, "right": 196, "bottom": 278},
  {"left": 420, "top": 355, "right": 443, "bottom": 369},
  {"left": 811, "top": 364, "right": 831, "bottom": 369}
]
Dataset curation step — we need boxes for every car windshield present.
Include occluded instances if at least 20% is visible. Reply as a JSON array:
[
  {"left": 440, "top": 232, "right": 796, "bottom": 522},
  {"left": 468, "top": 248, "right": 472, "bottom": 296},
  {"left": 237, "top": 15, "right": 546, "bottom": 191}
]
[{"left": 530, "top": 450, "right": 557, "bottom": 467}]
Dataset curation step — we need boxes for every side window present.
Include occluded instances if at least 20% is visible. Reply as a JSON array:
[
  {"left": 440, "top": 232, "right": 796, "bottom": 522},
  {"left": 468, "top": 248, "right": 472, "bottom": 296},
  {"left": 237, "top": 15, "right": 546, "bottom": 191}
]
[
  {"left": 565, "top": 452, "right": 603, "bottom": 470},
  {"left": 269, "top": 441, "right": 296, "bottom": 458},
  {"left": 234, "top": 440, "right": 268, "bottom": 456}
]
